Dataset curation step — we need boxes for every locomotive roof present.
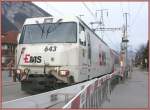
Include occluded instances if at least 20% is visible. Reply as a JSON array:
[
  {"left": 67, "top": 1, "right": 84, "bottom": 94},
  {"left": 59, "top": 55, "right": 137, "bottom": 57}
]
[
  {"left": 24, "top": 16, "right": 78, "bottom": 25},
  {"left": 24, "top": 16, "right": 111, "bottom": 49}
]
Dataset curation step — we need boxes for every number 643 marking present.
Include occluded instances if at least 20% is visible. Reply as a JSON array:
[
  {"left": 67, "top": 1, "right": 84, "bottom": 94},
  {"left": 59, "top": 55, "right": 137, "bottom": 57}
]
[{"left": 44, "top": 46, "right": 57, "bottom": 52}]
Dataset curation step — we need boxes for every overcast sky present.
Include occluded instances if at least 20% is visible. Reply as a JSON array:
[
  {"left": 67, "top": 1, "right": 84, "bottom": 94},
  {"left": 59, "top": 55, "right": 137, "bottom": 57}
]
[{"left": 33, "top": 2, "right": 148, "bottom": 52}]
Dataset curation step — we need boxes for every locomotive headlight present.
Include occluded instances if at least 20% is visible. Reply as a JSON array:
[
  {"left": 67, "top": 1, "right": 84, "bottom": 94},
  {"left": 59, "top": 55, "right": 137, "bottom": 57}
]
[
  {"left": 120, "top": 61, "right": 123, "bottom": 67},
  {"left": 16, "top": 69, "right": 21, "bottom": 74},
  {"left": 58, "top": 70, "right": 69, "bottom": 77},
  {"left": 24, "top": 68, "right": 30, "bottom": 74}
]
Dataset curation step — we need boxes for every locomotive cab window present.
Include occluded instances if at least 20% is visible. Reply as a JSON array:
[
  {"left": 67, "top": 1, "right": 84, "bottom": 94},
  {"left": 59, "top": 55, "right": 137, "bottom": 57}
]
[
  {"left": 19, "top": 22, "right": 77, "bottom": 44},
  {"left": 79, "top": 23, "right": 86, "bottom": 46}
]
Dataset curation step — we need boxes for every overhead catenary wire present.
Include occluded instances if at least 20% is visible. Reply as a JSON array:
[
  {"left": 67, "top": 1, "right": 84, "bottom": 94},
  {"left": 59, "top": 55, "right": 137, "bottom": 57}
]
[{"left": 82, "top": 2, "right": 97, "bottom": 21}]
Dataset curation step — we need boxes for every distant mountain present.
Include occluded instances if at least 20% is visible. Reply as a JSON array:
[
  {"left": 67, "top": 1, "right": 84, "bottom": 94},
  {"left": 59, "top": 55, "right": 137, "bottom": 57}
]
[{"left": 2, "top": 1, "right": 52, "bottom": 34}]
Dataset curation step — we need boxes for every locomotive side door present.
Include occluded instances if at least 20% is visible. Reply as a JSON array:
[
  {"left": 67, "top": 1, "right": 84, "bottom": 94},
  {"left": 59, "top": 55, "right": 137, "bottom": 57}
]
[
  {"left": 86, "top": 32, "right": 92, "bottom": 72},
  {"left": 79, "top": 23, "right": 89, "bottom": 81},
  {"left": 79, "top": 23, "right": 88, "bottom": 65}
]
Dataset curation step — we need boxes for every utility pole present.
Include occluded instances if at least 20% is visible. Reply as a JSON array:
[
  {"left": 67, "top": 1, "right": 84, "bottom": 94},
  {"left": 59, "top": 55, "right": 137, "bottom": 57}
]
[
  {"left": 90, "top": 9, "right": 108, "bottom": 39},
  {"left": 90, "top": 9, "right": 123, "bottom": 40},
  {"left": 96, "top": 9, "right": 108, "bottom": 26},
  {"left": 121, "top": 13, "right": 129, "bottom": 67},
  {"left": 97, "top": 9, "right": 108, "bottom": 39}
]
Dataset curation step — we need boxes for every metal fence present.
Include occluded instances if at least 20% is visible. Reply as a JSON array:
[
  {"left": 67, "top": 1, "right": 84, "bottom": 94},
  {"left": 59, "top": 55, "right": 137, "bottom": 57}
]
[{"left": 63, "top": 71, "right": 120, "bottom": 108}]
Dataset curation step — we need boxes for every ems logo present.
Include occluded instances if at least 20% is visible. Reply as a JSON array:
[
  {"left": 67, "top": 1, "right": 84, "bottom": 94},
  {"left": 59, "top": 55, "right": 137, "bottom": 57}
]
[{"left": 24, "top": 54, "right": 42, "bottom": 63}]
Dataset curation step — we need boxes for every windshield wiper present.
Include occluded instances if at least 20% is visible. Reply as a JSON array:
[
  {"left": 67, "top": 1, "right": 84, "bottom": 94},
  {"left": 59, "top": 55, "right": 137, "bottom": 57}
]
[
  {"left": 45, "top": 19, "right": 62, "bottom": 38},
  {"left": 28, "top": 29, "right": 32, "bottom": 43},
  {"left": 36, "top": 21, "right": 45, "bottom": 38}
]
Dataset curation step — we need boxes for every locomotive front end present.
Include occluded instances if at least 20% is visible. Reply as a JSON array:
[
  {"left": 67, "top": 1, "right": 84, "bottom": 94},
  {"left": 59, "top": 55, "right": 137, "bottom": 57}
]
[{"left": 16, "top": 17, "right": 79, "bottom": 92}]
